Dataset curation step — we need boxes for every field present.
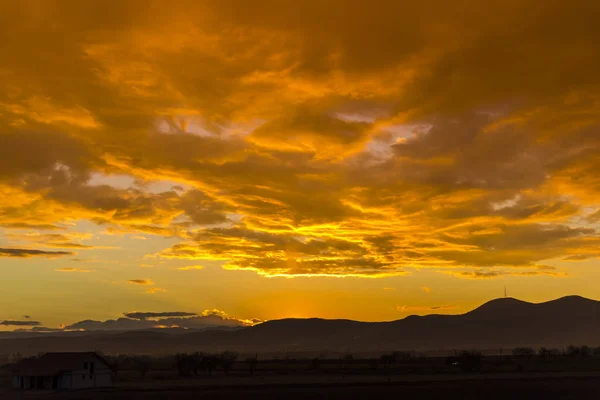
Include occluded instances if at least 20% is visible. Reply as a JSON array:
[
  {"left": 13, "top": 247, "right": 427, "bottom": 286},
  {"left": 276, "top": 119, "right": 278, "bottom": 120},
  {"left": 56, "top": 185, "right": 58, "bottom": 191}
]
[
  {"left": 3, "top": 354, "right": 600, "bottom": 399},
  {"left": 1, "top": 374, "right": 600, "bottom": 399}
]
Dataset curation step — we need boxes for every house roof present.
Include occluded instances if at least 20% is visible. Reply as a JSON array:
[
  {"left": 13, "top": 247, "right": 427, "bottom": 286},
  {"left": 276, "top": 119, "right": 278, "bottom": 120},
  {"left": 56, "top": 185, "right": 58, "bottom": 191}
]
[{"left": 11, "top": 352, "right": 110, "bottom": 376}]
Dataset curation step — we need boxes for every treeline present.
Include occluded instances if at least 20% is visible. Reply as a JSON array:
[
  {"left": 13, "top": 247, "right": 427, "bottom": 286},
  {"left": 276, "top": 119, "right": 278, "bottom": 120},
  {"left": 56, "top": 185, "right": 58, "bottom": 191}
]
[
  {"left": 3, "top": 345, "right": 600, "bottom": 378},
  {"left": 512, "top": 345, "right": 600, "bottom": 359},
  {"left": 92, "top": 345, "right": 600, "bottom": 378},
  {"left": 102, "top": 351, "right": 258, "bottom": 378}
]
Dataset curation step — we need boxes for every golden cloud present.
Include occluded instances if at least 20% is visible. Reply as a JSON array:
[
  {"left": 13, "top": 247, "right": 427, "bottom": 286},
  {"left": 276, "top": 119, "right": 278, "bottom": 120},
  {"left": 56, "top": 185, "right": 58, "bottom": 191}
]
[
  {"left": 55, "top": 267, "right": 94, "bottom": 273},
  {"left": 0, "top": 1, "right": 598, "bottom": 279},
  {"left": 146, "top": 287, "right": 167, "bottom": 294},
  {"left": 176, "top": 265, "right": 204, "bottom": 271}
]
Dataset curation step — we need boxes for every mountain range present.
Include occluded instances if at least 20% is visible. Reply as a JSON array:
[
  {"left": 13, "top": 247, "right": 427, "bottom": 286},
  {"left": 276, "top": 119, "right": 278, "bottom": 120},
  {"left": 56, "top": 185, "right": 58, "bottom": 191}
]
[{"left": 0, "top": 296, "right": 598, "bottom": 356}]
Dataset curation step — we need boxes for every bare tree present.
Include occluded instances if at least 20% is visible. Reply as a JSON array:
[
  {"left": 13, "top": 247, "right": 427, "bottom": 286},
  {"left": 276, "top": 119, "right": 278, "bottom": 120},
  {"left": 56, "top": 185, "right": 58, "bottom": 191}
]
[
  {"left": 221, "top": 351, "right": 238, "bottom": 375},
  {"left": 203, "top": 354, "right": 221, "bottom": 375},
  {"left": 245, "top": 354, "right": 258, "bottom": 375},
  {"left": 133, "top": 355, "right": 151, "bottom": 378},
  {"left": 512, "top": 347, "right": 535, "bottom": 359}
]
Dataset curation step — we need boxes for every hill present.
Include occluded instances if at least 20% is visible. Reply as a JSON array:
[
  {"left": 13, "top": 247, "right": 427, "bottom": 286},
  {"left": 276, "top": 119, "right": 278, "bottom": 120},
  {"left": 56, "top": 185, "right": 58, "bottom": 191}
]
[{"left": 0, "top": 296, "right": 598, "bottom": 355}]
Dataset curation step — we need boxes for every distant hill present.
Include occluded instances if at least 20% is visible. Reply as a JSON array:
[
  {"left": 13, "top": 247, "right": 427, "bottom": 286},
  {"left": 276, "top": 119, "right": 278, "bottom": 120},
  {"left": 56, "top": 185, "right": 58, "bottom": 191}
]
[{"left": 1, "top": 296, "right": 598, "bottom": 355}]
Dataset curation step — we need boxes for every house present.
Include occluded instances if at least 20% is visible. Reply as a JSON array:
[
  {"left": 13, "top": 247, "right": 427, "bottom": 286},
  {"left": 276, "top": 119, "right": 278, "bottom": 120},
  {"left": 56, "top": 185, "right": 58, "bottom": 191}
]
[{"left": 11, "top": 352, "right": 113, "bottom": 390}]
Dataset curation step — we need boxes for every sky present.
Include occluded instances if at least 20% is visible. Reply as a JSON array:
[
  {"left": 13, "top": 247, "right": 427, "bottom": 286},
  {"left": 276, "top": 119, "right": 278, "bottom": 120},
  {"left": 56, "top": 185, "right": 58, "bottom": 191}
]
[{"left": 1, "top": 1, "right": 600, "bottom": 331}]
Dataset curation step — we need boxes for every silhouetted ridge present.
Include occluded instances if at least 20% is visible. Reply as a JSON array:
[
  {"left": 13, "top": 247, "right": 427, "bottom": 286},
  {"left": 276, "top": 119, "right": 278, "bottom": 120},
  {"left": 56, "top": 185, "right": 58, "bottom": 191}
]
[
  {"left": 466, "top": 297, "right": 531, "bottom": 316},
  {"left": 1, "top": 295, "right": 598, "bottom": 354}
]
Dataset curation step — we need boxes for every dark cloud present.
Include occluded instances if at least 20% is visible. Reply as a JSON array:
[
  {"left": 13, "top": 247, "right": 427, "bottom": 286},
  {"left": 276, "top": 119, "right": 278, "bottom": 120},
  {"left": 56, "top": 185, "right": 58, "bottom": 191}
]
[
  {"left": 123, "top": 311, "right": 197, "bottom": 320},
  {"left": 63, "top": 309, "right": 260, "bottom": 331},
  {"left": 0, "top": 248, "right": 74, "bottom": 258},
  {"left": 13, "top": 326, "right": 65, "bottom": 333},
  {"left": 429, "top": 305, "right": 453, "bottom": 310},
  {"left": 0, "top": 320, "right": 41, "bottom": 326},
  {"left": 128, "top": 279, "right": 153, "bottom": 285}
]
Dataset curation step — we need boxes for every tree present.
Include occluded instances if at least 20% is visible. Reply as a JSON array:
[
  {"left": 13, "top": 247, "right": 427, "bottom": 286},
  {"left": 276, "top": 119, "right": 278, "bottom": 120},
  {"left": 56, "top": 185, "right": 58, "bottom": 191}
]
[
  {"left": 175, "top": 352, "right": 204, "bottom": 376},
  {"left": 221, "top": 351, "right": 238, "bottom": 375},
  {"left": 512, "top": 347, "right": 535, "bottom": 359},
  {"left": 457, "top": 350, "right": 483, "bottom": 373},
  {"left": 392, "top": 351, "right": 412, "bottom": 361},
  {"left": 108, "top": 357, "right": 120, "bottom": 379},
  {"left": 565, "top": 345, "right": 594, "bottom": 358},
  {"left": 566, "top": 345, "right": 592, "bottom": 358},
  {"left": 340, "top": 353, "right": 354, "bottom": 370},
  {"left": 245, "top": 354, "right": 258, "bottom": 375},
  {"left": 9, "top": 352, "right": 22, "bottom": 363},
  {"left": 309, "top": 357, "right": 321, "bottom": 370},
  {"left": 538, "top": 347, "right": 561, "bottom": 360},
  {"left": 380, "top": 353, "right": 395, "bottom": 369},
  {"left": 203, "top": 354, "right": 221, "bottom": 375},
  {"left": 579, "top": 345, "right": 593, "bottom": 358},
  {"left": 133, "top": 355, "right": 151, "bottom": 377}
]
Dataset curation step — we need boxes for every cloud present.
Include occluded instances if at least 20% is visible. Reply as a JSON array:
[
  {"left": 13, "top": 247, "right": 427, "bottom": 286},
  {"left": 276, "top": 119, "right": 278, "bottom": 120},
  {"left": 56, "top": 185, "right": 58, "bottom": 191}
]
[
  {"left": 128, "top": 279, "right": 153, "bottom": 285},
  {"left": 0, "top": 320, "right": 42, "bottom": 326},
  {"left": 62, "top": 309, "right": 261, "bottom": 331},
  {"left": 200, "top": 309, "right": 265, "bottom": 326},
  {"left": 397, "top": 305, "right": 455, "bottom": 313},
  {"left": 146, "top": 287, "right": 167, "bottom": 294},
  {"left": 5, "top": 232, "right": 97, "bottom": 250},
  {"left": 123, "top": 311, "right": 197, "bottom": 320},
  {"left": 445, "top": 266, "right": 567, "bottom": 280},
  {"left": 55, "top": 267, "right": 94, "bottom": 273},
  {"left": 0, "top": 1, "right": 599, "bottom": 280},
  {"left": 13, "top": 326, "right": 66, "bottom": 333},
  {"left": 0, "top": 248, "right": 74, "bottom": 258},
  {"left": 176, "top": 265, "right": 204, "bottom": 271}
]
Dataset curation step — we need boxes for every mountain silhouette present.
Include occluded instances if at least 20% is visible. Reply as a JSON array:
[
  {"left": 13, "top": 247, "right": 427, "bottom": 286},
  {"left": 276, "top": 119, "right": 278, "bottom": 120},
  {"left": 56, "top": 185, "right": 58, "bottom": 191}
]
[{"left": 1, "top": 296, "right": 598, "bottom": 355}]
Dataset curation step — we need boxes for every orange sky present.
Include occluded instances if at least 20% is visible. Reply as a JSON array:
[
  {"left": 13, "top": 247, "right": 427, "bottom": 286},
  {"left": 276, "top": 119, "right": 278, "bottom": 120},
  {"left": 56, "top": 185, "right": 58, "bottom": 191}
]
[{"left": 1, "top": 1, "right": 600, "bottom": 331}]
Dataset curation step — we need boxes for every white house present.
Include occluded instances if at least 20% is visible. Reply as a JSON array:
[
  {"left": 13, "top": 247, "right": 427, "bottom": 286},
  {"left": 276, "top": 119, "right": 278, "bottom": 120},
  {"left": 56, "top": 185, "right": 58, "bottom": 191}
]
[{"left": 11, "top": 352, "right": 113, "bottom": 390}]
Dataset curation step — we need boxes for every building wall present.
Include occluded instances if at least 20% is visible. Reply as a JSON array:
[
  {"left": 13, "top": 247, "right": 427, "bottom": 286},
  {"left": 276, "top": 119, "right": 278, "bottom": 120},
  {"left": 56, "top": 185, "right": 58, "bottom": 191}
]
[
  {"left": 11, "top": 376, "right": 21, "bottom": 389},
  {"left": 12, "top": 355, "right": 114, "bottom": 390},
  {"left": 12, "top": 376, "right": 54, "bottom": 389},
  {"left": 59, "top": 374, "right": 71, "bottom": 390},
  {"left": 93, "top": 372, "right": 113, "bottom": 387},
  {"left": 62, "top": 369, "right": 113, "bottom": 389}
]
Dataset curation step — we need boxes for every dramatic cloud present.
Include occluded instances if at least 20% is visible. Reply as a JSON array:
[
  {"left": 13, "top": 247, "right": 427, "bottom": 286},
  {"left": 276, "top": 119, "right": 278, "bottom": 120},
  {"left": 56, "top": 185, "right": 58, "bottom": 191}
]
[
  {"left": 0, "top": 1, "right": 599, "bottom": 285},
  {"left": 0, "top": 320, "right": 41, "bottom": 326},
  {"left": 0, "top": 248, "right": 74, "bottom": 258}
]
